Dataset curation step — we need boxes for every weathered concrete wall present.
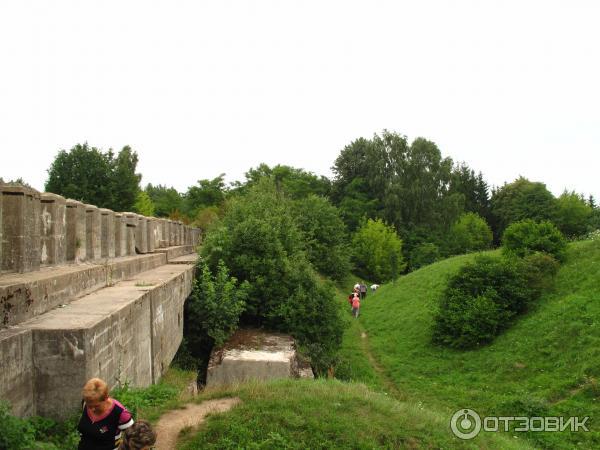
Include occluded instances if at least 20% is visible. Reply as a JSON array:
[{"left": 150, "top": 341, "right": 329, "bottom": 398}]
[
  {"left": 100, "top": 209, "right": 115, "bottom": 258},
  {"left": 0, "top": 328, "right": 34, "bottom": 417},
  {"left": 85, "top": 204, "right": 101, "bottom": 261},
  {"left": 155, "top": 244, "right": 196, "bottom": 262},
  {"left": 66, "top": 200, "right": 86, "bottom": 263},
  {"left": 40, "top": 193, "right": 66, "bottom": 266},
  {"left": 1, "top": 186, "right": 41, "bottom": 273}
]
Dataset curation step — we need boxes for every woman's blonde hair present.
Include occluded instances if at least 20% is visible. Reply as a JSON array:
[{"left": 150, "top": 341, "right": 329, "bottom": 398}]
[
  {"left": 82, "top": 378, "right": 109, "bottom": 403},
  {"left": 120, "top": 420, "right": 156, "bottom": 450}
]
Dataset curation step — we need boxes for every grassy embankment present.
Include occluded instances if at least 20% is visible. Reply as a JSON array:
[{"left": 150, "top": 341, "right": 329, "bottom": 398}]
[{"left": 354, "top": 239, "right": 600, "bottom": 449}]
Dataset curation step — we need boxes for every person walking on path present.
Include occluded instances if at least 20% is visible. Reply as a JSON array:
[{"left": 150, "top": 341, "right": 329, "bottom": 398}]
[
  {"left": 351, "top": 293, "right": 361, "bottom": 318},
  {"left": 360, "top": 283, "right": 367, "bottom": 300},
  {"left": 78, "top": 378, "right": 134, "bottom": 450}
]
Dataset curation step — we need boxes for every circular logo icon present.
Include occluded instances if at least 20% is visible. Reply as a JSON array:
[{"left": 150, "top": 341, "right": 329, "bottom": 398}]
[{"left": 450, "top": 408, "right": 482, "bottom": 440}]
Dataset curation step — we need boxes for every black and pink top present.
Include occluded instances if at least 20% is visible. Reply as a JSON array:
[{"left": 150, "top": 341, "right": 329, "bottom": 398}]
[{"left": 77, "top": 398, "right": 134, "bottom": 450}]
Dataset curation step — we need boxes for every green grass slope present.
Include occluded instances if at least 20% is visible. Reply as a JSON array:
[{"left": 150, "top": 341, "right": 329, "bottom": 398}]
[
  {"left": 359, "top": 239, "right": 600, "bottom": 449},
  {"left": 181, "top": 379, "right": 531, "bottom": 449}
]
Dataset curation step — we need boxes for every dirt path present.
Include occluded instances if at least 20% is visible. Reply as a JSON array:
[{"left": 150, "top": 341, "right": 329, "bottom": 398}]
[
  {"left": 357, "top": 324, "right": 405, "bottom": 400},
  {"left": 154, "top": 397, "right": 241, "bottom": 450}
]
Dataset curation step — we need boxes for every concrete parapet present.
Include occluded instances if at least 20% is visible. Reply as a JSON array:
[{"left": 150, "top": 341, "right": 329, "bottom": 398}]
[
  {"left": 123, "top": 213, "right": 138, "bottom": 256},
  {"left": 146, "top": 218, "right": 155, "bottom": 253},
  {"left": 1, "top": 185, "right": 41, "bottom": 273},
  {"left": 85, "top": 205, "right": 101, "bottom": 261},
  {"left": 24, "top": 263, "right": 193, "bottom": 419},
  {"left": 113, "top": 213, "right": 126, "bottom": 257},
  {"left": 100, "top": 209, "right": 115, "bottom": 259},
  {"left": 66, "top": 200, "right": 86, "bottom": 263},
  {"left": 136, "top": 215, "right": 148, "bottom": 254},
  {"left": 40, "top": 193, "right": 66, "bottom": 267}
]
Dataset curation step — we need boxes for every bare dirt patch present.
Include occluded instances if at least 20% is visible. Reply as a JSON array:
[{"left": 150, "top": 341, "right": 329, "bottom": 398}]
[{"left": 154, "top": 397, "right": 241, "bottom": 449}]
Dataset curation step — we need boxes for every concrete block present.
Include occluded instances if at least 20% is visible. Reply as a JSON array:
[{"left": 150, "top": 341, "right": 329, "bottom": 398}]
[
  {"left": 0, "top": 327, "right": 34, "bottom": 417},
  {"left": 123, "top": 213, "right": 138, "bottom": 256},
  {"left": 100, "top": 209, "right": 115, "bottom": 258},
  {"left": 40, "top": 193, "right": 67, "bottom": 266},
  {"left": 1, "top": 185, "right": 41, "bottom": 273},
  {"left": 85, "top": 205, "right": 101, "bottom": 260},
  {"left": 136, "top": 215, "right": 148, "bottom": 254},
  {"left": 66, "top": 200, "right": 86, "bottom": 263},
  {"left": 0, "top": 189, "right": 3, "bottom": 273},
  {"left": 113, "top": 213, "right": 126, "bottom": 257},
  {"left": 160, "top": 219, "right": 169, "bottom": 248},
  {"left": 155, "top": 245, "right": 195, "bottom": 262},
  {"left": 146, "top": 218, "right": 155, "bottom": 253},
  {"left": 206, "top": 329, "right": 300, "bottom": 387}
]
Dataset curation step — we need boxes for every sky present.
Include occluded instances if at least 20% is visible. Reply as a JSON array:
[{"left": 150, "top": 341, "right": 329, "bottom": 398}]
[{"left": 1, "top": 0, "right": 598, "bottom": 200}]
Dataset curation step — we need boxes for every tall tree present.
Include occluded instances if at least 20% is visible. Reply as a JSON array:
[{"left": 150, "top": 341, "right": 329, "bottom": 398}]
[
  {"left": 145, "top": 183, "right": 184, "bottom": 217},
  {"left": 184, "top": 174, "right": 227, "bottom": 217},
  {"left": 45, "top": 143, "right": 141, "bottom": 211},
  {"left": 490, "top": 177, "right": 557, "bottom": 240}
]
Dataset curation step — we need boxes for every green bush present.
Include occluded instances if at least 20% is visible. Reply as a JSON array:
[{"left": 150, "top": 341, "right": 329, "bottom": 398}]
[
  {"left": 432, "top": 255, "right": 542, "bottom": 349},
  {"left": 0, "top": 401, "right": 36, "bottom": 450},
  {"left": 502, "top": 219, "right": 567, "bottom": 261}
]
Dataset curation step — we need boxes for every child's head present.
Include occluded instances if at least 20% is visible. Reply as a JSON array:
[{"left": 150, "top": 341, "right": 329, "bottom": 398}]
[{"left": 120, "top": 420, "right": 156, "bottom": 450}]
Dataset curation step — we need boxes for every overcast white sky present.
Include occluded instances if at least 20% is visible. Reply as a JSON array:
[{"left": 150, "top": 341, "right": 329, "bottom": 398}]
[{"left": 1, "top": 1, "right": 598, "bottom": 199}]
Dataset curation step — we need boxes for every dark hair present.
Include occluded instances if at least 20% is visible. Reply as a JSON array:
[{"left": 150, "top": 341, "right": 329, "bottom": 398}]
[{"left": 120, "top": 420, "right": 156, "bottom": 450}]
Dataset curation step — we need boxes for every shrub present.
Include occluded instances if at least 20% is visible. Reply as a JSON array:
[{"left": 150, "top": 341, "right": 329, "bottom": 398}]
[
  {"left": 554, "top": 191, "right": 592, "bottom": 238},
  {"left": 0, "top": 401, "right": 36, "bottom": 450},
  {"left": 502, "top": 219, "right": 567, "bottom": 261},
  {"left": 432, "top": 255, "right": 541, "bottom": 349},
  {"left": 448, "top": 212, "right": 493, "bottom": 255},
  {"left": 409, "top": 242, "right": 440, "bottom": 270},
  {"left": 520, "top": 252, "right": 560, "bottom": 297}
]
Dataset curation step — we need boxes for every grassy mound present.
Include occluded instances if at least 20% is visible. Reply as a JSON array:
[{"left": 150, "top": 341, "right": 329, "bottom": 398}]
[
  {"left": 358, "top": 239, "right": 600, "bottom": 449},
  {"left": 181, "top": 379, "right": 530, "bottom": 449}
]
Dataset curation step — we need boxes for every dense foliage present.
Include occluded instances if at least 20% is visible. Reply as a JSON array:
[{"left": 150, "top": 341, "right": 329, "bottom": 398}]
[
  {"left": 291, "top": 195, "right": 350, "bottom": 281},
  {"left": 447, "top": 212, "right": 493, "bottom": 255},
  {"left": 133, "top": 191, "right": 155, "bottom": 216},
  {"left": 351, "top": 218, "right": 405, "bottom": 282},
  {"left": 201, "top": 180, "right": 344, "bottom": 373},
  {"left": 46, "top": 143, "right": 141, "bottom": 211},
  {"left": 502, "top": 219, "right": 567, "bottom": 261}
]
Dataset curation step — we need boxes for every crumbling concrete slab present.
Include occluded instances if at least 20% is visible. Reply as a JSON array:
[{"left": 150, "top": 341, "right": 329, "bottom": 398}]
[
  {"left": 0, "top": 253, "right": 166, "bottom": 327},
  {"left": 169, "top": 254, "right": 199, "bottom": 265},
  {"left": 206, "top": 329, "right": 313, "bottom": 387},
  {"left": 154, "top": 245, "right": 195, "bottom": 262}
]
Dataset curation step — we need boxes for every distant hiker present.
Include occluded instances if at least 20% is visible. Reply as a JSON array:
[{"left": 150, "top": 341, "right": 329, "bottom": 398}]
[
  {"left": 352, "top": 293, "right": 360, "bottom": 318},
  {"left": 354, "top": 281, "right": 360, "bottom": 291},
  {"left": 78, "top": 378, "right": 134, "bottom": 450},
  {"left": 119, "top": 420, "right": 156, "bottom": 450},
  {"left": 360, "top": 283, "right": 367, "bottom": 300},
  {"left": 348, "top": 292, "right": 354, "bottom": 311},
  {"left": 371, "top": 284, "right": 379, "bottom": 292}
]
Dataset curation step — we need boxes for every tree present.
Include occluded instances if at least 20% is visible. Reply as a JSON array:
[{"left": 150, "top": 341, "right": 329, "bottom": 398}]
[
  {"left": 145, "top": 184, "right": 184, "bottom": 217},
  {"left": 133, "top": 191, "right": 155, "bottom": 216},
  {"left": 351, "top": 218, "right": 406, "bottom": 282},
  {"left": 184, "top": 174, "right": 227, "bottom": 218},
  {"left": 502, "top": 219, "right": 567, "bottom": 262},
  {"left": 554, "top": 191, "right": 592, "bottom": 238},
  {"left": 45, "top": 143, "right": 141, "bottom": 211},
  {"left": 45, "top": 143, "right": 114, "bottom": 207},
  {"left": 448, "top": 212, "right": 493, "bottom": 255},
  {"left": 292, "top": 195, "right": 350, "bottom": 281},
  {"left": 110, "top": 146, "right": 142, "bottom": 212},
  {"left": 448, "top": 163, "right": 491, "bottom": 221},
  {"left": 490, "top": 177, "right": 557, "bottom": 240},
  {"left": 240, "top": 164, "right": 331, "bottom": 199}
]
